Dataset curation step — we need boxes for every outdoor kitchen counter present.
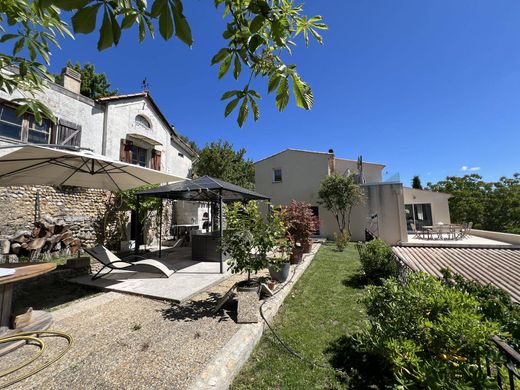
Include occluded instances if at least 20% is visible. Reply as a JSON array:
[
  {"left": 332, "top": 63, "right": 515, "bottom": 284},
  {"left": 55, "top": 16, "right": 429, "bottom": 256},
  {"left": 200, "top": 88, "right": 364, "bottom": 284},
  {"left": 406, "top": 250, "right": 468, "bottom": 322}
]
[{"left": 191, "top": 231, "right": 229, "bottom": 262}]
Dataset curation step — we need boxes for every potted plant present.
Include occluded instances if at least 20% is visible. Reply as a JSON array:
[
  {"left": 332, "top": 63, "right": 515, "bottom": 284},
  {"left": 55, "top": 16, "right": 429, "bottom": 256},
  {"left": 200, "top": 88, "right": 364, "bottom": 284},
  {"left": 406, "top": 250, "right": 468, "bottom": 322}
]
[
  {"left": 284, "top": 201, "right": 319, "bottom": 254},
  {"left": 268, "top": 237, "right": 293, "bottom": 282},
  {"left": 221, "top": 201, "right": 286, "bottom": 292}
]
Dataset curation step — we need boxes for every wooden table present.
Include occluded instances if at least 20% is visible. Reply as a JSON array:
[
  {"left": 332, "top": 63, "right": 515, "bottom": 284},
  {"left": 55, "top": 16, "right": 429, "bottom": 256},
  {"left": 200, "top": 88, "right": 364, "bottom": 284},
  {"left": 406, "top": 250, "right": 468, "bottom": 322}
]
[{"left": 0, "top": 262, "right": 56, "bottom": 354}]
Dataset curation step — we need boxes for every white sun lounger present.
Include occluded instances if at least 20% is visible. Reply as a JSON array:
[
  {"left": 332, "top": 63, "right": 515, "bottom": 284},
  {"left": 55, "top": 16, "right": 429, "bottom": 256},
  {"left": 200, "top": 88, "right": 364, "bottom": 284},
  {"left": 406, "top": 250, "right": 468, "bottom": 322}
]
[{"left": 85, "top": 245, "right": 174, "bottom": 280}]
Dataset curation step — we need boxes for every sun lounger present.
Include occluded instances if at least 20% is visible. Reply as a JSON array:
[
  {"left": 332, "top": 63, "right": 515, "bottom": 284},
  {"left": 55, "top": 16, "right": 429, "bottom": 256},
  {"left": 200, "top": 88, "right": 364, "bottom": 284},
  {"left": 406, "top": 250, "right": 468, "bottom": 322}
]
[{"left": 85, "top": 245, "right": 174, "bottom": 280}]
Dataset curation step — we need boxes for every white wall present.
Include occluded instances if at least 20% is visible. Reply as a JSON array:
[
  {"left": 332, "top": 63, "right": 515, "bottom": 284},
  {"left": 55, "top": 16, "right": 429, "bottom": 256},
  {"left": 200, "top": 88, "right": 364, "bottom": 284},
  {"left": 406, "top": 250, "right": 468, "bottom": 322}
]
[
  {"left": 0, "top": 83, "right": 105, "bottom": 156},
  {"left": 403, "top": 187, "right": 451, "bottom": 225},
  {"left": 103, "top": 98, "right": 192, "bottom": 178}
]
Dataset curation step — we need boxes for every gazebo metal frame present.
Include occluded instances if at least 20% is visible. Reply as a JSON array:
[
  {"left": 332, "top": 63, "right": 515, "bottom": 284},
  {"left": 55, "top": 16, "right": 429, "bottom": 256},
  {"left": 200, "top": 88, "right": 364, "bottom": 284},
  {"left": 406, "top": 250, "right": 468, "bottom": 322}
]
[{"left": 134, "top": 176, "right": 270, "bottom": 273}]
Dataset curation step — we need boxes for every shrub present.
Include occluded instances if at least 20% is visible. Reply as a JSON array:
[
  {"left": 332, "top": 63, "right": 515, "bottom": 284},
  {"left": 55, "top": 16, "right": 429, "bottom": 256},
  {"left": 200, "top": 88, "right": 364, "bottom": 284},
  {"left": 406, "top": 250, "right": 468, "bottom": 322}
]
[
  {"left": 333, "top": 231, "right": 349, "bottom": 252},
  {"left": 441, "top": 268, "right": 520, "bottom": 350},
  {"left": 361, "top": 273, "right": 502, "bottom": 388},
  {"left": 283, "top": 200, "right": 319, "bottom": 246},
  {"left": 356, "top": 239, "right": 398, "bottom": 283}
]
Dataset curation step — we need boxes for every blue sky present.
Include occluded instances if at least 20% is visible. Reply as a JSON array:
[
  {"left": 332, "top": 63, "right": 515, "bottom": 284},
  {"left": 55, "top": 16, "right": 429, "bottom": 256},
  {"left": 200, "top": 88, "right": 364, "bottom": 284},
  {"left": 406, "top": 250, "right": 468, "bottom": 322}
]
[{"left": 49, "top": 1, "right": 520, "bottom": 186}]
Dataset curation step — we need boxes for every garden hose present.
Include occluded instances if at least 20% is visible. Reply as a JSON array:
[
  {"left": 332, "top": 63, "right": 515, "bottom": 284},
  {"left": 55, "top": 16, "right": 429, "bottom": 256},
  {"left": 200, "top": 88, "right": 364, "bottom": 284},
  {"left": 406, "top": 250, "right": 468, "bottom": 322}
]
[
  {"left": 0, "top": 330, "right": 73, "bottom": 388},
  {"left": 259, "top": 255, "right": 349, "bottom": 379}
]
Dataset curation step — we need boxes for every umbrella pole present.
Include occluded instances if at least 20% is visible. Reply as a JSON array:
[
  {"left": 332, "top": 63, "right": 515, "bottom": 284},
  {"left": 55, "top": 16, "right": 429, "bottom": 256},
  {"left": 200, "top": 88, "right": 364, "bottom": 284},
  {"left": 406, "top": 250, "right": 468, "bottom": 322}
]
[
  {"left": 159, "top": 199, "right": 163, "bottom": 258},
  {"left": 134, "top": 195, "right": 140, "bottom": 256},
  {"left": 219, "top": 191, "right": 223, "bottom": 274}
]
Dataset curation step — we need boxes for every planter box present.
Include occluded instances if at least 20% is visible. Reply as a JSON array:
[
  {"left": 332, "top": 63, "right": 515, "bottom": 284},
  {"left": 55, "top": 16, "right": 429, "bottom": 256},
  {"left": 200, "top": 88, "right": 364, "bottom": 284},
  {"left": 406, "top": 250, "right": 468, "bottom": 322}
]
[{"left": 268, "top": 263, "right": 290, "bottom": 282}]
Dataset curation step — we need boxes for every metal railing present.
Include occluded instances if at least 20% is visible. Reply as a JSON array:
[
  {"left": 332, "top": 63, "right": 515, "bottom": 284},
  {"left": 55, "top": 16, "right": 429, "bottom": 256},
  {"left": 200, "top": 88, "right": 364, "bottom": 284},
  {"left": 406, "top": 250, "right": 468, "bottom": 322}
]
[{"left": 482, "top": 336, "right": 520, "bottom": 389}]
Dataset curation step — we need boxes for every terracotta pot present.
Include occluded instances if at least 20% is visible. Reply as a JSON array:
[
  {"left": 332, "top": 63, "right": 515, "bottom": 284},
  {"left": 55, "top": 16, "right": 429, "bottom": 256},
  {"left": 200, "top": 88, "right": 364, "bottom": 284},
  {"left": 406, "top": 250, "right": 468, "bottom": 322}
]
[
  {"left": 302, "top": 240, "right": 312, "bottom": 253},
  {"left": 290, "top": 247, "right": 303, "bottom": 264}
]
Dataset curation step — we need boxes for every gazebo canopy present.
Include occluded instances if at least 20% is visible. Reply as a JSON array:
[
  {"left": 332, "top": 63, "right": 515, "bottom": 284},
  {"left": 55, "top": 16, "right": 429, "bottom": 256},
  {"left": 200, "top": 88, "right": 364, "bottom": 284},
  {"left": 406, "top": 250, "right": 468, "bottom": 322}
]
[{"left": 136, "top": 175, "right": 270, "bottom": 202}]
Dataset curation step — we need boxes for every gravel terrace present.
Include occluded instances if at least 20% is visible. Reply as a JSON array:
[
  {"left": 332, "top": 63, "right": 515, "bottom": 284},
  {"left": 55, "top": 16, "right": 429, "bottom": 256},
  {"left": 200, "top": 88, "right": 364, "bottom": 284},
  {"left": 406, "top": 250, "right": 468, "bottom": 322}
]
[{"left": 0, "top": 270, "right": 269, "bottom": 389}]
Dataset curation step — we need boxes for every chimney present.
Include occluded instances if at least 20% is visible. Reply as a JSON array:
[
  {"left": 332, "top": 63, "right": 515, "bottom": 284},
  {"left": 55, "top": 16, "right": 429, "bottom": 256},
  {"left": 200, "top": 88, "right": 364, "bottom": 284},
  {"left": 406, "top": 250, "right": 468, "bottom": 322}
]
[
  {"left": 327, "top": 148, "right": 335, "bottom": 175},
  {"left": 60, "top": 67, "right": 81, "bottom": 94}
]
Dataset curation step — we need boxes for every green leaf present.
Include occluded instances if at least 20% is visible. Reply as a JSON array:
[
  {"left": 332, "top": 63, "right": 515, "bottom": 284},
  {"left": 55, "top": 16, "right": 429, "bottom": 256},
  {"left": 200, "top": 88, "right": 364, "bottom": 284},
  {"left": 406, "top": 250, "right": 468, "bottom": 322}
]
[
  {"left": 72, "top": 4, "right": 102, "bottom": 34},
  {"left": 97, "top": 9, "right": 114, "bottom": 51},
  {"left": 172, "top": 0, "right": 193, "bottom": 46},
  {"left": 221, "top": 90, "right": 240, "bottom": 100},
  {"left": 211, "top": 48, "right": 230, "bottom": 65},
  {"left": 151, "top": 0, "right": 167, "bottom": 18},
  {"left": 250, "top": 15, "right": 265, "bottom": 33},
  {"left": 13, "top": 38, "right": 25, "bottom": 55},
  {"left": 158, "top": 3, "right": 174, "bottom": 40},
  {"left": 121, "top": 13, "right": 138, "bottom": 29},
  {"left": 250, "top": 98, "right": 260, "bottom": 121},
  {"left": 291, "top": 73, "right": 313, "bottom": 110},
  {"left": 233, "top": 55, "right": 241, "bottom": 80},
  {"left": 224, "top": 97, "right": 240, "bottom": 117},
  {"left": 275, "top": 77, "right": 290, "bottom": 111},
  {"left": 50, "top": 0, "right": 91, "bottom": 11},
  {"left": 110, "top": 9, "right": 122, "bottom": 45},
  {"left": 0, "top": 34, "right": 18, "bottom": 43},
  {"left": 237, "top": 97, "right": 249, "bottom": 127},
  {"left": 218, "top": 55, "right": 232, "bottom": 79},
  {"left": 247, "top": 34, "right": 264, "bottom": 53},
  {"left": 268, "top": 74, "right": 281, "bottom": 93}
]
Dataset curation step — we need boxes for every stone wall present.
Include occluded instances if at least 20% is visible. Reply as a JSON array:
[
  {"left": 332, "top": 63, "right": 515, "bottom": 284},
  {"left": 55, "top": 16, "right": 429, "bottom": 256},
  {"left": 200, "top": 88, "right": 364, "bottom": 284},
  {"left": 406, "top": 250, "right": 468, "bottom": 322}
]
[{"left": 0, "top": 185, "right": 110, "bottom": 247}]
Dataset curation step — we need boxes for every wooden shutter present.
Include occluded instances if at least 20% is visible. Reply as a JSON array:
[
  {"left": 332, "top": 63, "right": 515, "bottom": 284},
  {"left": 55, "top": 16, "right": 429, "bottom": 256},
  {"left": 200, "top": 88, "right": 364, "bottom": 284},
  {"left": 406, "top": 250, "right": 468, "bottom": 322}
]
[
  {"left": 120, "top": 139, "right": 133, "bottom": 163},
  {"left": 56, "top": 119, "right": 81, "bottom": 147},
  {"left": 151, "top": 149, "right": 161, "bottom": 171}
]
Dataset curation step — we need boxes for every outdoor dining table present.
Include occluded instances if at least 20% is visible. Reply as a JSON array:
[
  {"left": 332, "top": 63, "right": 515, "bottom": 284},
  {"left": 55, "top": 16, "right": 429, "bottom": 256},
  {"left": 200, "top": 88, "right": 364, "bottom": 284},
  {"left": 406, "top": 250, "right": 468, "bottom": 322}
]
[
  {"left": 0, "top": 262, "right": 56, "bottom": 354},
  {"left": 422, "top": 224, "right": 463, "bottom": 240}
]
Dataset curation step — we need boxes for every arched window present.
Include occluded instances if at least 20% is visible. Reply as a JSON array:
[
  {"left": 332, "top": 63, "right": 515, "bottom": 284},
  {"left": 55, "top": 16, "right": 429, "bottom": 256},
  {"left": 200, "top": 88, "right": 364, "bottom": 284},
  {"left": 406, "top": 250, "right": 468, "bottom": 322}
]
[{"left": 135, "top": 115, "right": 151, "bottom": 130}]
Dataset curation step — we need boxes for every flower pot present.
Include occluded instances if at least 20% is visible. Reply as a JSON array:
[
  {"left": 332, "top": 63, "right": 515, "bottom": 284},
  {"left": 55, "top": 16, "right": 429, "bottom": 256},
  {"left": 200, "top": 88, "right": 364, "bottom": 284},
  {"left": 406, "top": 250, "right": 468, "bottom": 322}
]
[
  {"left": 120, "top": 240, "right": 135, "bottom": 252},
  {"left": 236, "top": 279, "right": 260, "bottom": 294},
  {"left": 290, "top": 247, "right": 303, "bottom": 264},
  {"left": 302, "top": 240, "right": 312, "bottom": 253},
  {"left": 268, "top": 263, "right": 290, "bottom": 283}
]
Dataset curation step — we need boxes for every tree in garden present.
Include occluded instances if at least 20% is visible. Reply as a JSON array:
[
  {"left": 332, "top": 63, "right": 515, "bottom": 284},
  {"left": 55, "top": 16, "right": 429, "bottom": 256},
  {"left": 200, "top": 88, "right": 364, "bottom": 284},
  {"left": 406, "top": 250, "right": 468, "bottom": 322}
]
[
  {"left": 220, "top": 201, "right": 286, "bottom": 281},
  {"left": 56, "top": 61, "right": 118, "bottom": 99},
  {"left": 192, "top": 140, "right": 255, "bottom": 189},
  {"left": 283, "top": 200, "right": 319, "bottom": 247},
  {"left": 318, "top": 174, "right": 364, "bottom": 236},
  {"left": 0, "top": 0, "right": 327, "bottom": 127},
  {"left": 411, "top": 175, "right": 422, "bottom": 189}
]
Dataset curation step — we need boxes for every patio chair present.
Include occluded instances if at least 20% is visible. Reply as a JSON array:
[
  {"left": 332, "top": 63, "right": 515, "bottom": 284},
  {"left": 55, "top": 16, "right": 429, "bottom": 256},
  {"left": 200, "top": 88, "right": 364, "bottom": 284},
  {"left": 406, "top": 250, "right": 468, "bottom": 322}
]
[
  {"left": 411, "top": 223, "right": 431, "bottom": 240},
  {"left": 85, "top": 245, "right": 175, "bottom": 280},
  {"left": 466, "top": 222, "right": 473, "bottom": 237}
]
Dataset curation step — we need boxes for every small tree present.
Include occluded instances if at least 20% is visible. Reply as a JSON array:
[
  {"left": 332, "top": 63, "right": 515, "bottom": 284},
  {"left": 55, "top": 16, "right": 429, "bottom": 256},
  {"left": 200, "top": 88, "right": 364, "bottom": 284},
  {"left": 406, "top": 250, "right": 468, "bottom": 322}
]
[
  {"left": 221, "top": 201, "right": 286, "bottom": 281},
  {"left": 318, "top": 174, "right": 364, "bottom": 236},
  {"left": 193, "top": 140, "right": 255, "bottom": 189},
  {"left": 283, "top": 200, "right": 319, "bottom": 246},
  {"left": 412, "top": 175, "right": 423, "bottom": 189}
]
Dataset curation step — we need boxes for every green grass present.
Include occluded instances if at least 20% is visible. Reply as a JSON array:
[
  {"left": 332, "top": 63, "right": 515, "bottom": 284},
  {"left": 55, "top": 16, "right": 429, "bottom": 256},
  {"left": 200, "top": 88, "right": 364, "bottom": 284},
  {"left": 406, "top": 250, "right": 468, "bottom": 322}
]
[{"left": 231, "top": 242, "right": 368, "bottom": 390}]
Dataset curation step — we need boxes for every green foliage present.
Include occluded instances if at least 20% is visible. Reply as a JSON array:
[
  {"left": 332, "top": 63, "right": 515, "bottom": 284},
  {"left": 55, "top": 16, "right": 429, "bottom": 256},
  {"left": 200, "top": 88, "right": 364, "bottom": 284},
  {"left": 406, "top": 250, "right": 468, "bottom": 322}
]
[
  {"left": 356, "top": 239, "right": 398, "bottom": 283},
  {"left": 427, "top": 173, "right": 520, "bottom": 233},
  {"left": 411, "top": 175, "right": 422, "bottom": 189},
  {"left": 56, "top": 61, "right": 118, "bottom": 99},
  {"left": 221, "top": 201, "right": 286, "bottom": 280},
  {"left": 102, "top": 184, "right": 161, "bottom": 242},
  {"left": 441, "top": 268, "right": 520, "bottom": 350},
  {"left": 318, "top": 174, "right": 364, "bottom": 235},
  {"left": 178, "top": 134, "right": 199, "bottom": 154},
  {"left": 359, "top": 273, "right": 502, "bottom": 388},
  {"left": 1, "top": 0, "right": 327, "bottom": 128},
  {"left": 333, "top": 231, "right": 350, "bottom": 252},
  {"left": 192, "top": 140, "right": 255, "bottom": 189},
  {"left": 283, "top": 200, "right": 319, "bottom": 245}
]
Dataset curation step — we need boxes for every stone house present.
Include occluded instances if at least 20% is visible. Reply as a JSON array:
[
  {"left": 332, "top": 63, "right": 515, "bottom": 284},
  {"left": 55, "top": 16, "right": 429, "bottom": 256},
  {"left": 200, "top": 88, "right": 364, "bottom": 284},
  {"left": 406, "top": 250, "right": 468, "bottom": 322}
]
[{"left": 0, "top": 67, "right": 198, "bottom": 247}]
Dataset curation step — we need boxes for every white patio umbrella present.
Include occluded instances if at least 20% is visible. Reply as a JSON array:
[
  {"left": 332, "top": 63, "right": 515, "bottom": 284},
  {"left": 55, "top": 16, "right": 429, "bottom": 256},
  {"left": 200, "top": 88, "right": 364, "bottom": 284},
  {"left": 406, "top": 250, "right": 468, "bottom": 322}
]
[{"left": 0, "top": 145, "right": 186, "bottom": 191}]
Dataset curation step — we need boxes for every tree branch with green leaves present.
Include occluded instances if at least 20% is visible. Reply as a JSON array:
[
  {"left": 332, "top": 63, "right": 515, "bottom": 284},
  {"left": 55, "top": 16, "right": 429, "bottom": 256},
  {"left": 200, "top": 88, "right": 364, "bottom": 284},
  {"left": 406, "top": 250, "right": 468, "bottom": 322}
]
[{"left": 1, "top": 0, "right": 327, "bottom": 127}]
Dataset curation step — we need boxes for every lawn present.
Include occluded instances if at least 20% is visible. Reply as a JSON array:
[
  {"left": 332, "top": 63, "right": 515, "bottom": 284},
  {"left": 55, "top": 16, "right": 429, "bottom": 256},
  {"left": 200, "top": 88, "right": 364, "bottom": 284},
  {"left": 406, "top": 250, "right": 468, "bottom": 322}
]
[{"left": 231, "top": 242, "right": 368, "bottom": 389}]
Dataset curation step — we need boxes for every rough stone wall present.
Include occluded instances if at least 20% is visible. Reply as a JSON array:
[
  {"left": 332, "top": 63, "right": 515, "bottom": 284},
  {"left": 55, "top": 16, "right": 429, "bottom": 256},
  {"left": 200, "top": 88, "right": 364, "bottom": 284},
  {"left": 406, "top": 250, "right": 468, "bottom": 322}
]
[{"left": 0, "top": 185, "right": 111, "bottom": 246}]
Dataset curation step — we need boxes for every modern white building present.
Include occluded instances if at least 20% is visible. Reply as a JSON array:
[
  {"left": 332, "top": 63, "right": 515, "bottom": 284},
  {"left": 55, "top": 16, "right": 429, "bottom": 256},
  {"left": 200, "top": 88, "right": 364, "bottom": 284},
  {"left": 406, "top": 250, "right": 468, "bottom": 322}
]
[{"left": 254, "top": 148, "right": 451, "bottom": 245}]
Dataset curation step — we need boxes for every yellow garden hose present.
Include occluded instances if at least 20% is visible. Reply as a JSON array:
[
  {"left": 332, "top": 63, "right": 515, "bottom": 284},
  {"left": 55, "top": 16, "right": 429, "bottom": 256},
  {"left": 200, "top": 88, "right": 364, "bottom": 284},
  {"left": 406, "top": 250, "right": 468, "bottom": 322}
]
[{"left": 0, "top": 331, "right": 73, "bottom": 388}]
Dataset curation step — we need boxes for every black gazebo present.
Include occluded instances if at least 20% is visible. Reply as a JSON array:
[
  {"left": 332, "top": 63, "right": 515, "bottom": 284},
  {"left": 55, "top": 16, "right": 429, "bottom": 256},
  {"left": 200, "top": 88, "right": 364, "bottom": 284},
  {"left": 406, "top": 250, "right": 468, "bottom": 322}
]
[{"left": 135, "top": 176, "right": 270, "bottom": 273}]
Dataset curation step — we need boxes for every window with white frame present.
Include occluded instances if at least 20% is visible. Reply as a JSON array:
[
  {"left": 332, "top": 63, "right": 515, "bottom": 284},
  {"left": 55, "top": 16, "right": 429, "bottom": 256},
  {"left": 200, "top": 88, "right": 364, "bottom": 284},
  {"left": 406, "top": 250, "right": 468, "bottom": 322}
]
[{"left": 273, "top": 168, "right": 282, "bottom": 183}]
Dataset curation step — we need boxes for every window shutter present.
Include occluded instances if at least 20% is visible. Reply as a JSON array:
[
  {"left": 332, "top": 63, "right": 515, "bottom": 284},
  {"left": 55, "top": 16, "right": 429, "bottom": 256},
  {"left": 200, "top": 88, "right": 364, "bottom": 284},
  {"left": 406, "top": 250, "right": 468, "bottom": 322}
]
[
  {"left": 120, "top": 139, "right": 133, "bottom": 163},
  {"left": 56, "top": 119, "right": 82, "bottom": 147},
  {"left": 152, "top": 149, "right": 161, "bottom": 171}
]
